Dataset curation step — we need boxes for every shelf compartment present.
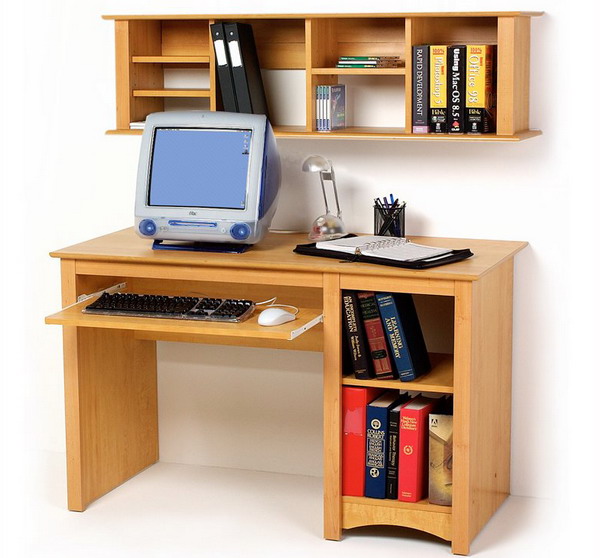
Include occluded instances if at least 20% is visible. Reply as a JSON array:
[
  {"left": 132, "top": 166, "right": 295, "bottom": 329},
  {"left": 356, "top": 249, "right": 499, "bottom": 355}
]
[
  {"left": 342, "top": 353, "right": 453, "bottom": 393},
  {"left": 343, "top": 496, "right": 451, "bottom": 541},
  {"left": 132, "top": 89, "right": 211, "bottom": 98},
  {"left": 46, "top": 298, "right": 324, "bottom": 342}
]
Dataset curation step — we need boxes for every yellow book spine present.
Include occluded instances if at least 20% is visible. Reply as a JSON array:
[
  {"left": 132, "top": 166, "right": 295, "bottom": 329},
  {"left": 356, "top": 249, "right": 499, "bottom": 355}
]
[{"left": 430, "top": 46, "right": 447, "bottom": 108}]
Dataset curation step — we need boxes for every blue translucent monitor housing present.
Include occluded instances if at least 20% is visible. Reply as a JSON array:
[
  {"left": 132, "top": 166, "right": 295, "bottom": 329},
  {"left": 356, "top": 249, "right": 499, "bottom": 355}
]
[{"left": 135, "top": 111, "right": 281, "bottom": 245}]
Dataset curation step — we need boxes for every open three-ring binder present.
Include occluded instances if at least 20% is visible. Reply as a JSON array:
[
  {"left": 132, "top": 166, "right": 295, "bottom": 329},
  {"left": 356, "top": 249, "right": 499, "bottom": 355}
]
[{"left": 294, "top": 235, "right": 473, "bottom": 269}]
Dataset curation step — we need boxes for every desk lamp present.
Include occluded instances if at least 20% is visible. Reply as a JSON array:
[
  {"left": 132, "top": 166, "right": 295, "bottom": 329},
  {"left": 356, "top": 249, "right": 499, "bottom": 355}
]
[{"left": 302, "top": 155, "right": 347, "bottom": 241}]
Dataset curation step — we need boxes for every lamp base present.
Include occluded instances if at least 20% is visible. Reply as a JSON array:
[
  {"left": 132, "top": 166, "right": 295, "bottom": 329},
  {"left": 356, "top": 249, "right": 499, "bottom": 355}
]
[{"left": 308, "top": 213, "right": 347, "bottom": 241}]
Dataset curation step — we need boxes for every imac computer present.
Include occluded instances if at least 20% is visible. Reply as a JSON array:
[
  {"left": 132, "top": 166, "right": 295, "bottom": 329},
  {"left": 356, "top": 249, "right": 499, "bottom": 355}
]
[{"left": 135, "top": 111, "right": 281, "bottom": 247}]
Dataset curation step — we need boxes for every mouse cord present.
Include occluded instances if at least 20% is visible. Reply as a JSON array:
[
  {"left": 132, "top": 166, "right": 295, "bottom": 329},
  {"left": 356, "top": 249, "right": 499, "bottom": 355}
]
[{"left": 255, "top": 297, "right": 299, "bottom": 316}]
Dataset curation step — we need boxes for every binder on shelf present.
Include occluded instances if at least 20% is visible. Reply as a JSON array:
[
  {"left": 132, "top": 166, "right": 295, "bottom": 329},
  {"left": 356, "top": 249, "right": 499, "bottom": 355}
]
[
  {"left": 223, "top": 22, "right": 270, "bottom": 119},
  {"left": 210, "top": 23, "right": 238, "bottom": 112}
]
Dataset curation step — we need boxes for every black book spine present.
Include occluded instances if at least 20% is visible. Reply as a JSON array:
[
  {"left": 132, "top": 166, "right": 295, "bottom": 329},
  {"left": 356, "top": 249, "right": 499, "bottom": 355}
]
[
  {"left": 386, "top": 404, "right": 401, "bottom": 498},
  {"left": 210, "top": 23, "right": 238, "bottom": 112},
  {"left": 393, "top": 294, "right": 431, "bottom": 377},
  {"left": 412, "top": 45, "right": 429, "bottom": 133},
  {"left": 224, "top": 22, "right": 270, "bottom": 119},
  {"left": 341, "top": 291, "right": 374, "bottom": 379},
  {"left": 448, "top": 46, "right": 466, "bottom": 134}
]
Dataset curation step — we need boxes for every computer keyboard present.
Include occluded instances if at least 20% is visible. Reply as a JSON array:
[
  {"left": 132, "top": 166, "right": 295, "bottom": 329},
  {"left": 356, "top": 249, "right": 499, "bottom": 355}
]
[{"left": 84, "top": 292, "right": 255, "bottom": 323}]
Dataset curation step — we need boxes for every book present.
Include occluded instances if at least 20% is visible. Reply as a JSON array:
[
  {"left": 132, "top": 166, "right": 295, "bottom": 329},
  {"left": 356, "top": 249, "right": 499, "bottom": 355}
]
[
  {"left": 342, "top": 386, "right": 385, "bottom": 496},
  {"left": 412, "top": 45, "right": 430, "bottom": 133},
  {"left": 399, "top": 396, "right": 439, "bottom": 502},
  {"left": 375, "top": 292, "right": 431, "bottom": 382},
  {"left": 429, "top": 45, "right": 448, "bottom": 133},
  {"left": 429, "top": 409, "right": 453, "bottom": 506},
  {"left": 365, "top": 392, "right": 401, "bottom": 498},
  {"left": 223, "top": 23, "right": 270, "bottom": 119},
  {"left": 210, "top": 23, "right": 238, "bottom": 112},
  {"left": 448, "top": 45, "right": 466, "bottom": 134},
  {"left": 316, "top": 236, "right": 453, "bottom": 263},
  {"left": 357, "top": 292, "right": 397, "bottom": 380},
  {"left": 466, "top": 45, "right": 496, "bottom": 134},
  {"left": 339, "top": 56, "right": 402, "bottom": 61},
  {"left": 386, "top": 395, "right": 410, "bottom": 498},
  {"left": 341, "top": 291, "right": 374, "bottom": 379}
]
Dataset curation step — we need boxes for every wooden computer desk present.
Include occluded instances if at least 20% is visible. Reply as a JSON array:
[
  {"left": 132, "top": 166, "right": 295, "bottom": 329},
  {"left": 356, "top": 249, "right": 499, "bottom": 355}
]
[{"left": 46, "top": 228, "right": 526, "bottom": 555}]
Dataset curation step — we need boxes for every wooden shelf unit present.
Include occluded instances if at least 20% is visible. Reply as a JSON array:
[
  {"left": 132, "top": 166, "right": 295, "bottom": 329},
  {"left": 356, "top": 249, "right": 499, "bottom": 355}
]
[
  {"left": 47, "top": 229, "right": 526, "bottom": 554},
  {"left": 103, "top": 12, "right": 542, "bottom": 141}
]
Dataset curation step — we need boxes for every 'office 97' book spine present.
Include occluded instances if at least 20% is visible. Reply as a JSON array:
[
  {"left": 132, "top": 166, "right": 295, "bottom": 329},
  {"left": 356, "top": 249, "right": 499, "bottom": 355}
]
[
  {"left": 429, "top": 46, "right": 447, "bottom": 133},
  {"left": 412, "top": 45, "right": 429, "bottom": 133},
  {"left": 357, "top": 292, "right": 397, "bottom": 380},
  {"left": 448, "top": 45, "right": 466, "bottom": 134},
  {"left": 342, "top": 291, "right": 374, "bottom": 379},
  {"left": 466, "top": 45, "right": 496, "bottom": 134}
]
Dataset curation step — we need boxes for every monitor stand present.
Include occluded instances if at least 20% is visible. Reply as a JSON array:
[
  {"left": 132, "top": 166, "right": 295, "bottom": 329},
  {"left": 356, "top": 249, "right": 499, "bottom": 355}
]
[{"left": 152, "top": 239, "right": 251, "bottom": 254}]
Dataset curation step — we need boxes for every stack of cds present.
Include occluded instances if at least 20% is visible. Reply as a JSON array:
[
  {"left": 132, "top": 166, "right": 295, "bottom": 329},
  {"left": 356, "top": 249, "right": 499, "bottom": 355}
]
[{"left": 336, "top": 56, "right": 403, "bottom": 68}]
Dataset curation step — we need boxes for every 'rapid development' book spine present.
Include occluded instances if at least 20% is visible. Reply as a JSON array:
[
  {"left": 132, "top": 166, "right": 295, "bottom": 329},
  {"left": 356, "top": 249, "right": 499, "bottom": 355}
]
[
  {"left": 357, "top": 292, "right": 397, "bottom": 380},
  {"left": 375, "top": 293, "right": 431, "bottom": 382},
  {"left": 412, "top": 45, "right": 429, "bottom": 133},
  {"left": 342, "top": 291, "right": 373, "bottom": 379},
  {"left": 466, "top": 45, "right": 496, "bottom": 134},
  {"left": 365, "top": 392, "right": 400, "bottom": 499},
  {"left": 399, "top": 396, "right": 438, "bottom": 502},
  {"left": 448, "top": 45, "right": 466, "bottom": 134},
  {"left": 342, "top": 386, "right": 385, "bottom": 496},
  {"left": 429, "top": 46, "right": 447, "bottom": 133}
]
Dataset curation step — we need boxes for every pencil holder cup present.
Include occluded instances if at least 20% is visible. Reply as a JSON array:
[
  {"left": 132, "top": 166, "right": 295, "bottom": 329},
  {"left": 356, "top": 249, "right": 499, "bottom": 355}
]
[{"left": 374, "top": 204, "right": 405, "bottom": 237}]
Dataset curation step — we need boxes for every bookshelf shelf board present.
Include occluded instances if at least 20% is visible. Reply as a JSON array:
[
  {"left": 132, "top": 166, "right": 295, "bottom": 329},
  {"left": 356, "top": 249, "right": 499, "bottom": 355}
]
[
  {"left": 342, "top": 496, "right": 452, "bottom": 540},
  {"left": 45, "top": 299, "right": 323, "bottom": 343},
  {"left": 312, "top": 67, "right": 406, "bottom": 75},
  {"left": 131, "top": 55, "right": 210, "bottom": 64},
  {"left": 132, "top": 89, "right": 211, "bottom": 98},
  {"left": 342, "top": 353, "right": 453, "bottom": 393}
]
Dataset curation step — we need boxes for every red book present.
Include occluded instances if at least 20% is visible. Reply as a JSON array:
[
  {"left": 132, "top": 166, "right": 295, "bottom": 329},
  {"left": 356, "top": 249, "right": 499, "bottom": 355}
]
[
  {"left": 398, "top": 396, "right": 438, "bottom": 502},
  {"left": 357, "top": 292, "right": 397, "bottom": 380},
  {"left": 342, "top": 386, "right": 385, "bottom": 496}
]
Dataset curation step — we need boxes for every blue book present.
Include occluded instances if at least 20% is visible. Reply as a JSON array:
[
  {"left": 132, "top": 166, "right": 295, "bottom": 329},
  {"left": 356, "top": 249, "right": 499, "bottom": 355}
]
[
  {"left": 375, "top": 293, "right": 431, "bottom": 382},
  {"left": 365, "top": 392, "right": 400, "bottom": 498}
]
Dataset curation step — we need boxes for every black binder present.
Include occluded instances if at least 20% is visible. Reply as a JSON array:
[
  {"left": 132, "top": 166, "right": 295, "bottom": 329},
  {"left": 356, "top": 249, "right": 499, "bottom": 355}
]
[
  {"left": 223, "top": 22, "right": 270, "bottom": 119},
  {"left": 210, "top": 23, "right": 238, "bottom": 112},
  {"left": 293, "top": 237, "right": 473, "bottom": 270}
]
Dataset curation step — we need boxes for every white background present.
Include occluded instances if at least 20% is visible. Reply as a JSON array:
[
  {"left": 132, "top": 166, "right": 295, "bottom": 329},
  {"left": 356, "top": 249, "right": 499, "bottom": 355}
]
[{"left": 1, "top": 0, "right": 598, "bottom": 555}]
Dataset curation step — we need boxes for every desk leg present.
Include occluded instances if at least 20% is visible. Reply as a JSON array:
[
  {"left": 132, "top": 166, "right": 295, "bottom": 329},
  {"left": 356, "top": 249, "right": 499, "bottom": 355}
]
[
  {"left": 323, "top": 273, "right": 342, "bottom": 540},
  {"left": 62, "top": 326, "right": 158, "bottom": 510}
]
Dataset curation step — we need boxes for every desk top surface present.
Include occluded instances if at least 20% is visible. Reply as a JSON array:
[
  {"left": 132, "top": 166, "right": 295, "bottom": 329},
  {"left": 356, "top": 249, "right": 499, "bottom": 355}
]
[{"left": 51, "top": 228, "right": 527, "bottom": 282}]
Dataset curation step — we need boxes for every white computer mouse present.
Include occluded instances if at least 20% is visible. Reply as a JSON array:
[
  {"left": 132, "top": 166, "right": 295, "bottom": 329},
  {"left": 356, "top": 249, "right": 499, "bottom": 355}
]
[{"left": 258, "top": 307, "right": 296, "bottom": 326}]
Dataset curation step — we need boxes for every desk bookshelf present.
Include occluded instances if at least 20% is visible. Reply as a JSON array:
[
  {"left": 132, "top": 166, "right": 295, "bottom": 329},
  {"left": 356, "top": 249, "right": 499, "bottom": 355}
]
[
  {"left": 46, "top": 229, "right": 526, "bottom": 555},
  {"left": 103, "top": 11, "right": 542, "bottom": 141}
]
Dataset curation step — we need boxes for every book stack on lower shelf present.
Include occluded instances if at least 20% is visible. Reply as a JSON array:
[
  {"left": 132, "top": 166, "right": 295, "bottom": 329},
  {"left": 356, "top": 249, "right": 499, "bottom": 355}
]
[
  {"left": 315, "top": 85, "right": 346, "bottom": 131},
  {"left": 342, "top": 386, "right": 453, "bottom": 506}
]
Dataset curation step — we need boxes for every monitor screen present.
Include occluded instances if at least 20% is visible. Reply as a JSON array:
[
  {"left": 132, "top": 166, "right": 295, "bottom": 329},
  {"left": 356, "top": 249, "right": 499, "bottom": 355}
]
[{"left": 148, "top": 127, "right": 252, "bottom": 210}]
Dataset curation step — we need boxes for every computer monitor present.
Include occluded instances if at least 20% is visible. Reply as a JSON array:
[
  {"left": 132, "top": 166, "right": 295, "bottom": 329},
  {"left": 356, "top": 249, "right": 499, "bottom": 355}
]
[{"left": 135, "top": 111, "right": 281, "bottom": 245}]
